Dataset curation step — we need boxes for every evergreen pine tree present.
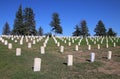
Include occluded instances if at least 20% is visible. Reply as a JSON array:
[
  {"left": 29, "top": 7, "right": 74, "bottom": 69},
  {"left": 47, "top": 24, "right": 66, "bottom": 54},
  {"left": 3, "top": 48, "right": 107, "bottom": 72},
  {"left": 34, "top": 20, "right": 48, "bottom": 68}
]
[
  {"left": 94, "top": 20, "right": 106, "bottom": 36},
  {"left": 72, "top": 25, "right": 81, "bottom": 36},
  {"left": 38, "top": 26, "right": 43, "bottom": 36},
  {"left": 50, "top": 12, "right": 63, "bottom": 34},
  {"left": 107, "top": 28, "right": 116, "bottom": 36},
  {"left": 80, "top": 20, "right": 89, "bottom": 37},
  {"left": 12, "top": 5, "right": 23, "bottom": 35},
  {"left": 23, "top": 7, "right": 37, "bottom": 35},
  {"left": 2, "top": 22, "right": 11, "bottom": 35}
]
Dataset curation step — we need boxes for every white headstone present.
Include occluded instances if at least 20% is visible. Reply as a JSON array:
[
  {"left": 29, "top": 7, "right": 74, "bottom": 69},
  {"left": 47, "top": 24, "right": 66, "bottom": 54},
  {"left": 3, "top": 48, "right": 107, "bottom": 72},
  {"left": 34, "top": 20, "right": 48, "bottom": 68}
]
[
  {"left": 41, "top": 46, "right": 45, "bottom": 54},
  {"left": 31, "top": 38, "right": 33, "bottom": 41},
  {"left": 97, "top": 44, "right": 100, "bottom": 49},
  {"left": 101, "top": 38, "right": 104, "bottom": 44},
  {"left": 20, "top": 40, "right": 23, "bottom": 45},
  {"left": 14, "top": 40, "right": 17, "bottom": 43},
  {"left": 60, "top": 46, "right": 64, "bottom": 53},
  {"left": 78, "top": 42, "right": 81, "bottom": 46},
  {"left": 0, "top": 37, "right": 2, "bottom": 41},
  {"left": 64, "top": 40, "right": 66, "bottom": 43},
  {"left": 28, "top": 43, "right": 32, "bottom": 48},
  {"left": 67, "top": 55, "right": 73, "bottom": 66},
  {"left": 11, "top": 38, "right": 14, "bottom": 40},
  {"left": 33, "top": 40, "right": 36, "bottom": 44},
  {"left": 88, "top": 45, "right": 91, "bottom": 50},
  {"left": 106, "top": 43, "right": 108, "bottom": 48},
  {"left": 43, "top": 43, "right": 46, "bottom": 47},
  {"left": 1, "top": 39, "right": 4, "bottom": 43},
  {"left": 26, "top": 38, "right": 28, "bottom": 42},
  {"left": 68, "top": 42, "right": 71, "bottom": 46},
  {"left": 87, "top": 42, "right": 89, "bottom": 45},
  {"left": 94, "top": 41, "right": 96, "bottom": 44},
  {"left": 4, "top": 40, "right": 8, "bottom": 45},
  {"left": 33, "top": 58, "right": 41, "bottom": 72},
  {"left": 108, "top": 51, "right": 112, "bottom": 60},
  {"left": 113, "top": 43, "right": 116, "bottom": 47},
  {"left": 16, "top": 48, "right": 21, "bottom": 56},
  {"left": 57, "top": 42, "right": 60, "bottom": 47},
  {"left": 72, "top": 40, "right": 74, "bottom": 43},
  {"left": 91, "top": 53, "right": 95, "bottom": 62},
  {"left": 8, "top": 43, "right": 12, "bottom": 49},
  {"left": 36, "top": 39, "right": 39, "bottom": 42},
  {"left": 75, "top": 45, "right": 78, "bottom": 51},
  {"left": 68, "top": 38, "right": 70, "bottom": 41}
]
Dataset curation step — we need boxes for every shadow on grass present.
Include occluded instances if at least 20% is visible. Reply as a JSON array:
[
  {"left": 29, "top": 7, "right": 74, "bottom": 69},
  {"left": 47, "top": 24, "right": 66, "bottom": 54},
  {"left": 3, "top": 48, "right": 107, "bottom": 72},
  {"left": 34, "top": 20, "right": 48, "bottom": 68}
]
[
  {"left": 32, "top": 67, "right": 34, "bottom": 70},
  {"left": 63, "top": 62, "right": 67, "bottom": 66},
  {"left": 102, "top": 57, "right": 107, "bottom": 59},
  {"left": 114, "top": 55, "right": 120, "bottom": 57},
  {"left": 86, "top": 59, "right": 90, "bottom": 62}
]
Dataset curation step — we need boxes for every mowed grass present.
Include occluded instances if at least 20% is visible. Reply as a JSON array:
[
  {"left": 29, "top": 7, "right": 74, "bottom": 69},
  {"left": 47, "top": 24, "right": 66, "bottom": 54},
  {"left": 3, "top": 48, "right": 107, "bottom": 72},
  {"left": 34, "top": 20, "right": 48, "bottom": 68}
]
[{"left": 0, "top": 36, "right": 120, "bottom": 79}]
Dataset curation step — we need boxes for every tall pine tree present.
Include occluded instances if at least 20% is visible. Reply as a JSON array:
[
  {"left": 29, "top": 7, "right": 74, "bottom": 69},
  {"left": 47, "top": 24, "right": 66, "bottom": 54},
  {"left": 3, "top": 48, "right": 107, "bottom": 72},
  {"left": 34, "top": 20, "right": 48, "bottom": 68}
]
[
  {"left": 80, "top": 20, "right": 89, "bottom": 37},
  {"left": 12, "top": 5, "right": 37, "bottom": 35},
  {"left": 72, "top": 25, "right": 81, "bottom": 36},
  {"left": 94, "top": 20, "right": 106, "bottom": 36},
  {"left": 12, "top": 5, "right": 23, "bottom": 35},
  {"left": 2, "top": 22, "right": 11, "bottom": 35},
  {"left": 38, "top": 26, "right": 43, "bottom": 36},
  {"left": 50, "top": 12, "right": 63, "bottom": 35},
  {"left": 23, "top": 7, "right": 37, "bottom": 35},
  {"left": 107, "top": 28, "right": 116, "bottom": 36}
]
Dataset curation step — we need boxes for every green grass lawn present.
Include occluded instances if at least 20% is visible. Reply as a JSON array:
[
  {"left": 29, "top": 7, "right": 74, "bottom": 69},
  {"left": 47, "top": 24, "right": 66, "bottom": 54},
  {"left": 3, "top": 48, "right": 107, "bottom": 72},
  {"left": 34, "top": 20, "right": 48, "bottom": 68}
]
[{"left": 0, "top": 36, "right": 120, "bottom": 79}]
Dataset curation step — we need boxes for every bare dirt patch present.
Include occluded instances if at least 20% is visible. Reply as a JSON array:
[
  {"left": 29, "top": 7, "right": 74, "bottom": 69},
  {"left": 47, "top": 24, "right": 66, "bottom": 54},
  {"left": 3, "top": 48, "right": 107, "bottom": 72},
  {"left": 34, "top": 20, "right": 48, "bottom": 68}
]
[
  {"left": 61, "top": 49, "right": 120, "bottom": 76},
  {"left": 98, "top": 60, "right": 120, "bottom": 76}
]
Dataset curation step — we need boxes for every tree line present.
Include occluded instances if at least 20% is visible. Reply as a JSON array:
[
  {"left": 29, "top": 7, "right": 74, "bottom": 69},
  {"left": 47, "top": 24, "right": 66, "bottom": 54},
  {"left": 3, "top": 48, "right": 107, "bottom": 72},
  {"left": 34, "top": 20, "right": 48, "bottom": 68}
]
[
  {"left": 72, "top": 20, "right": 116, "bottom": 37},
  {"left": 2, "top": 5, "right": 117, "bottom": 37}
]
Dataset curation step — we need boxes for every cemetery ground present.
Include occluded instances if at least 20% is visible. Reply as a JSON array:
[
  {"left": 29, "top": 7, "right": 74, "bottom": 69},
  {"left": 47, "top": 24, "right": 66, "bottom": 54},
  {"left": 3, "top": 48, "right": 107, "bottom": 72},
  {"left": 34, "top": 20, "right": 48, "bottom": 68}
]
[{"left": 0, "top": 36, "right": 120, "bottom": 79}]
